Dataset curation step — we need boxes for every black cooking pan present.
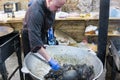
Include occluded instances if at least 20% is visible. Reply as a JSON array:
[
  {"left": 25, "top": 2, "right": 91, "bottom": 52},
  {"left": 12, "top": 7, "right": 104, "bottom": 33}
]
[{"left": 0, "top": 26, "right": 14, "bottom": 37}]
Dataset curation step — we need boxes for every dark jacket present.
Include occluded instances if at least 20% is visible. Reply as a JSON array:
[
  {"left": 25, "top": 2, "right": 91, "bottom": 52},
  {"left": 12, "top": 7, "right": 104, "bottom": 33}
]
[{"left": 22, "top": 0, "right": 55, "bottom": 55}]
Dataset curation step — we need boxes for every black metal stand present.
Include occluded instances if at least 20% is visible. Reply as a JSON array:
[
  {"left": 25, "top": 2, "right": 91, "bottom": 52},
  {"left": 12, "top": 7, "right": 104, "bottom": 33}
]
[
  {"left": 0, "top": 31, "right": 24, "bottom": 80},
  {"left": 0, "top": 63, "right": 8, "bottom": 80},
  {"left": 97, "top": 0, "right": 110, "bottom": 65}
]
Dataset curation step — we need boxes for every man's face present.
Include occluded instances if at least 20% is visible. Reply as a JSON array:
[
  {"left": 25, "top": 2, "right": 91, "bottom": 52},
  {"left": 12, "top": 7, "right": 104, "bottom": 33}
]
[{"left": 48, "top": 0, "right": 65, "bottom": 12}]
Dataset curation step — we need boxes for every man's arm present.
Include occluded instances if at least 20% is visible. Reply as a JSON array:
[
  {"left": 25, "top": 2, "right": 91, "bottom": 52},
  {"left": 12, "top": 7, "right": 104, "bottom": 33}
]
[{"left": 38, "top": 47, "right": 51, "bottom": 61}]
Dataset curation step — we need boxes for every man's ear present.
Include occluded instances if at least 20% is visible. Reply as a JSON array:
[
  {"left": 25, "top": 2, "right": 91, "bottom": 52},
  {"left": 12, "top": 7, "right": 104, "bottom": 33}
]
[{"left": 47, "top": 0, "right": 52, "bottom": 6}]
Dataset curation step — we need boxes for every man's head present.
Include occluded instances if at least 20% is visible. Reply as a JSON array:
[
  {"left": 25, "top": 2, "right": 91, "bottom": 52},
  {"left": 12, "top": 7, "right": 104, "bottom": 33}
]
[{"left": 46, "top": 0, "right": 66, "bottom": 12}]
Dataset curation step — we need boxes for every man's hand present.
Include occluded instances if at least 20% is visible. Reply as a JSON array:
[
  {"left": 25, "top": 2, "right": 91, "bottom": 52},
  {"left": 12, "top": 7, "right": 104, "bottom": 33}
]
[{"left": 48, "top": 58, "right": 60, "bottom": 70}]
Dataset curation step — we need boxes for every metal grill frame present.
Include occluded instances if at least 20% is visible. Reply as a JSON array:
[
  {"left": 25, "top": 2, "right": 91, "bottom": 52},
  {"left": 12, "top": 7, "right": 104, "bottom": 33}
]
[{"left": 0, "top": 31, "right": 24, "bottom": 80}]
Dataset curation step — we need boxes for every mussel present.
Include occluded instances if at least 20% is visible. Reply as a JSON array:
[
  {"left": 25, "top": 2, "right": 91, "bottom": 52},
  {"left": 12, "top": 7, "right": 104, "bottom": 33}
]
[{"left": 44, "top": 64, "right": 94, "bottom": 80}]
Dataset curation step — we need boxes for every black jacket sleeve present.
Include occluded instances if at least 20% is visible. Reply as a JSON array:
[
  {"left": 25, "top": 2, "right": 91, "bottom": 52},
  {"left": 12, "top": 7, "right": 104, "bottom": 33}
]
[{"left": 24, "top": 8, "right": 45, "bottom": 52}]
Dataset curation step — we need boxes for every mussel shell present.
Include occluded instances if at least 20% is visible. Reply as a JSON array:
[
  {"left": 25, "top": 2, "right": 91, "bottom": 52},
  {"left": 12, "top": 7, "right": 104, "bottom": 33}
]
[{"left": 63, "top": 70, "right": 78, "bottom": 80}]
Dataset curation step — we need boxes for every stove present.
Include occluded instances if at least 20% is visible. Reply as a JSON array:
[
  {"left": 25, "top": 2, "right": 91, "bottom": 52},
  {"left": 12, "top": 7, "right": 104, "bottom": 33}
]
[
  {"left": 0, "top": 31, "right": 24, "bottom": 80},
  {"left": 109, "top": 37, "right": 120, "bottom": 70},
  {"left": 107, "top": 37, "right": 120, "bottom": 80}
]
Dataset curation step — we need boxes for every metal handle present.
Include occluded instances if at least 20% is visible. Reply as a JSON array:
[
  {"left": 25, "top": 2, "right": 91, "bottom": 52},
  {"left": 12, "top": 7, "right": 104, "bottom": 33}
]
[
  {"left": 21, "top": 66, "right": 29, "bottom": 74},
  {"left": 31, "top": 53, "right": 49, "bottom": 65}
]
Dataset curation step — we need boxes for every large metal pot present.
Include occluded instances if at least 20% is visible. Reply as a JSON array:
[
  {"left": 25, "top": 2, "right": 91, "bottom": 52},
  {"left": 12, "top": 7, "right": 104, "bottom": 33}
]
[{"left": 22, "top": 45, "right": 103, "bottom": 80}]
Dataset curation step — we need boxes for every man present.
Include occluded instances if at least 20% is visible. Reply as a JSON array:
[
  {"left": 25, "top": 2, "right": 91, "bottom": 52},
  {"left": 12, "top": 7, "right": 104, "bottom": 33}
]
[{"left": 22, "top": 0, "right": 66, "bottom": 79}]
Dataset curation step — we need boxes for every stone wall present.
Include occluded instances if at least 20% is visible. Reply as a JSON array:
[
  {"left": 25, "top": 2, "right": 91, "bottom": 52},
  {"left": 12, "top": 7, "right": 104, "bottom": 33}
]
[
  {"left": 62, "top": 0, "right": 120, "bottom": 13},
  {"left": 0, "top": 0, "right": 120, "bottom": 11},
  {"left": 62, "top": 0, "right": 99, "bottom": 12},
  {"left": 0, "top": 0, "right": 28, "bottom": 11}
]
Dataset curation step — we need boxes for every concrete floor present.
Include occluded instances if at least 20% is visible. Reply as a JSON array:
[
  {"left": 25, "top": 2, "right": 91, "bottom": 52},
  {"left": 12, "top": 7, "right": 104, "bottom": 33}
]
[
  {"left": 0, "top": 53, "right": 21, "bottom": 80},
  {"left": 0, "top": 52, "right": 120, "bottom": 80}
]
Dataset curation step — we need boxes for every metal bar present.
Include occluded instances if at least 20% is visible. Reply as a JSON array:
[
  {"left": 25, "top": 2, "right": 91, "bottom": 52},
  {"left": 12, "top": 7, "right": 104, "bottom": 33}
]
[
  {"left": 8, "top": 67, "right": 19, "bottom": 80},
  {"left": 97, "top": 0, "right": 110, "bottom": 65},
  {"left": 0, "top": 63, "right": 8, "bottom": 80},
  {"left": 15, "top": 32, "right": 24, "bottom": 80}
]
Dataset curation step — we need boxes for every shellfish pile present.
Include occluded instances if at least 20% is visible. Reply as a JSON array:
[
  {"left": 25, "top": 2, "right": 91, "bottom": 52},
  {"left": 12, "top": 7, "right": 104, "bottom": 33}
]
[{"left": 44, "top": 64, "right": 94, "bottom": 80}]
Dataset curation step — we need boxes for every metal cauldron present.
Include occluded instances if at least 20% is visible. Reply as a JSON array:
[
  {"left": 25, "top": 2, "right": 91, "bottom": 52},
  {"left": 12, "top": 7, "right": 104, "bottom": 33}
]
[{"left": 22, "top": 45, "right": 103, "bottom": 80}]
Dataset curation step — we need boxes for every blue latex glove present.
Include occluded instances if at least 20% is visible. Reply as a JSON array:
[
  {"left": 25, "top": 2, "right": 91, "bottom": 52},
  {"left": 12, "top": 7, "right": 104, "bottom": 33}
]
[{"left": 48, "top": 58, "right": 60, "bottom": 70}]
